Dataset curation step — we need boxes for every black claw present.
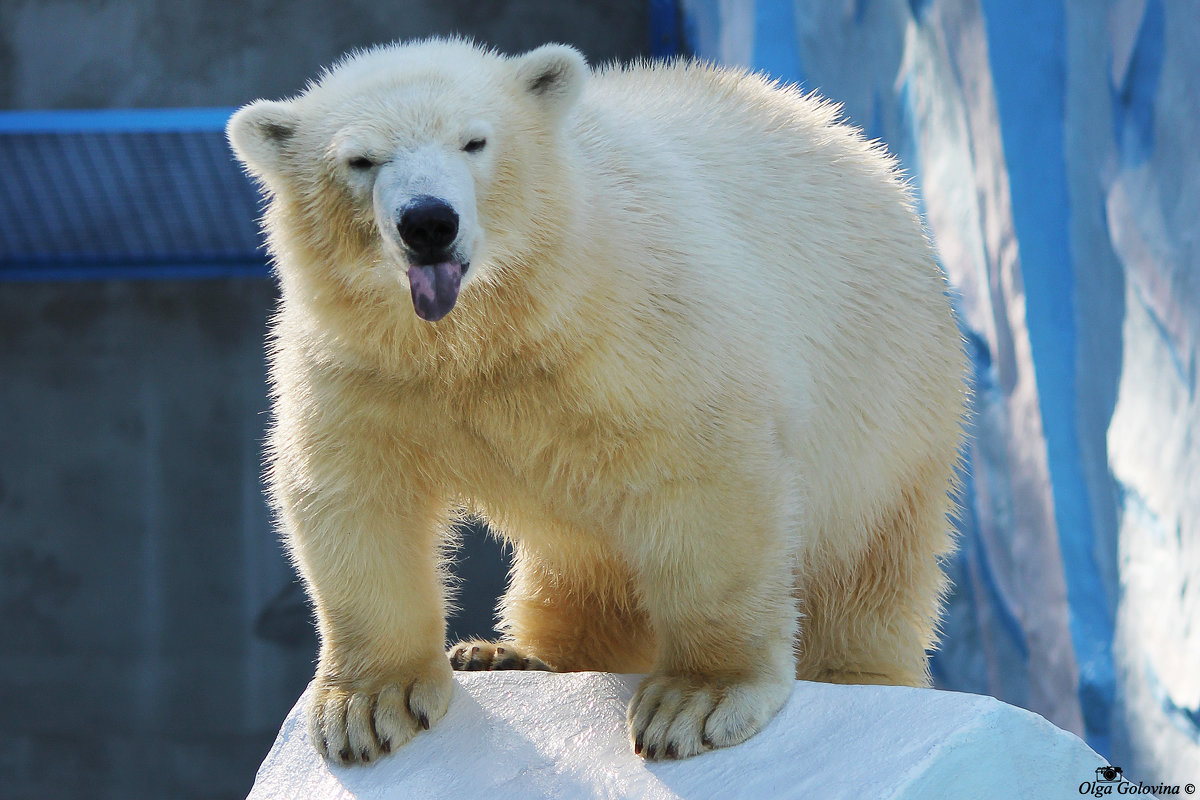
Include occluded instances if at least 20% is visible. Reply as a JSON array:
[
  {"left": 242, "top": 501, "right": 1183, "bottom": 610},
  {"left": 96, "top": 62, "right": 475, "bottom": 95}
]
[
  {"left": 338, "top": 747, "right": 352, "bottom": 762},
  {"left": 418, "top": 712, "right": 430, "bottom": 731},
  {"left": 665, "top": 742, "right": 678, "bottom": 759},
  {"left": 701, "top": 733, "right": 714, "bottom": 748},
  {"left": 646, "top": 744, "right": 658, "bottom": 760},
  {"left": 360, "top": 748, "right": 371, "bottom": 763},
  {"left": 380, "top": 738, "right": 392, "bottom": 754},
  {"left": 634, "top": 734, "right": 644, "bottom": 754}
]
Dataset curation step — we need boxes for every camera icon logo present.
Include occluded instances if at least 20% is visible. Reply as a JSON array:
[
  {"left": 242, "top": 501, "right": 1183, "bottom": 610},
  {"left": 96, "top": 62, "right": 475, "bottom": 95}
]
[{"left": 1096, "top": 766, "right": 1123, "bottom": 783}]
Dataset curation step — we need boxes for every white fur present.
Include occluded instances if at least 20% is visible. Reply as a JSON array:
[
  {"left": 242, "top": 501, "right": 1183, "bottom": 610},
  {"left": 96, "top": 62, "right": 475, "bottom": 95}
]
[{"left": 228, "top": 38, "right": 967, "bottom": 766}]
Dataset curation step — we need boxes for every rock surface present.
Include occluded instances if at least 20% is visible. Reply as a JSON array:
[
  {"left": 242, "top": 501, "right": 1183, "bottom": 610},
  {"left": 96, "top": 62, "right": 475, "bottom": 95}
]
[{"left": 249, "top": 672, "right": 1110, "bottom": 800}]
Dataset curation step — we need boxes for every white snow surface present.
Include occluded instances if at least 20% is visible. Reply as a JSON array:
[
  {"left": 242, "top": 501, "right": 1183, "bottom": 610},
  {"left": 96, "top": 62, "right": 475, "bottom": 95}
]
[{"left": 248, "top": 672, "right": 1108, "bottom": 800}]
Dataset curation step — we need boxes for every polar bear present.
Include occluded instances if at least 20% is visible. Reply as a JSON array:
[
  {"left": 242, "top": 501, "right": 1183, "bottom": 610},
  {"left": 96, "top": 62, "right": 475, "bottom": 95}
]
[{"left": 228, "top": 38, "right": 966, "bottom": 765}]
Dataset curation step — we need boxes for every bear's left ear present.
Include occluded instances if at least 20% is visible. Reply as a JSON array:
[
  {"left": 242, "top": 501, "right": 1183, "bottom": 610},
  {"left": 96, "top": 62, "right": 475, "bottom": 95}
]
[
  {"left": 513, "top": 44, "right": 587, "bottom": 117},
  {"left": 227, "top": 99, "right": 300, "bottom": 179}
]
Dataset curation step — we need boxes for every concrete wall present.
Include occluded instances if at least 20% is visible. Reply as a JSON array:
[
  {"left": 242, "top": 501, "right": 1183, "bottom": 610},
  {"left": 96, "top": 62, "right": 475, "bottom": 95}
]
[
  {"left": 0, "top": 3, "right": 649, "bottom": 799},
  {"left": 0, "top": 0, "right": 649, "bottom": 109}
]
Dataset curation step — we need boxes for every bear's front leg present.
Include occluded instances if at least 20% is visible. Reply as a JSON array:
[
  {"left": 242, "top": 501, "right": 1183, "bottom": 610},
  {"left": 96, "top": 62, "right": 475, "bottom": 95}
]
[
  {"left": 272, "top": 420, "right": 454, "bottom": 765},
  {"left": 623, "top": 485, "right": 799, "bottom": 761}
]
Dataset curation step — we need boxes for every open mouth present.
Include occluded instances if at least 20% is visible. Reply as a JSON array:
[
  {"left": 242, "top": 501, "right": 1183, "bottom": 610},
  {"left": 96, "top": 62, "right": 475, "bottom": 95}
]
[{"left": 406, "top": 261, "right": 466, "bottom": 322}]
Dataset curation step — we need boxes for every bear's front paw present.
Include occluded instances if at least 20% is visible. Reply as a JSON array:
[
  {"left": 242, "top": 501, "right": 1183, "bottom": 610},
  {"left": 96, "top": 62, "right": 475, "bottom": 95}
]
[
  {"left": 627, "top": 672, "right": 791, "bottom": 760},
  {"left": 307, "top": 657, "right": 453, "bottom": 765},
  {"left": 447, "top": 640, "right": 553, "bottom": 671}
]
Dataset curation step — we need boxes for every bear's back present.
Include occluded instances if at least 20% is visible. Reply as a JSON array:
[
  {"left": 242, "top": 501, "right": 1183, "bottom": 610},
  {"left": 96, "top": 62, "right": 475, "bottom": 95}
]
[
  {"left": 571, "top": 59, "right": 913, "bottom": 253},
  {"left": 566, "top": 58, "right": 931, "bottom": 322},
  {"left": 576, "top": 60, "right": 880, "bottom": 182}
]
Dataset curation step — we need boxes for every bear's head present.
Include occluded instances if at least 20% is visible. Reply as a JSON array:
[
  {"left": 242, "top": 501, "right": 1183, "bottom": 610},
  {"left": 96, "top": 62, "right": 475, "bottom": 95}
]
[{"left": 228, "top": 39, "right": 587, "bottom": 323}]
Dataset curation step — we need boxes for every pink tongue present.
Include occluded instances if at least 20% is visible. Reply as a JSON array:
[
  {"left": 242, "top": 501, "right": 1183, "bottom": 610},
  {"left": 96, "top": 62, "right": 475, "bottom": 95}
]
[{"left": 407, "top": 262, "right": 464, "bottom": 322}]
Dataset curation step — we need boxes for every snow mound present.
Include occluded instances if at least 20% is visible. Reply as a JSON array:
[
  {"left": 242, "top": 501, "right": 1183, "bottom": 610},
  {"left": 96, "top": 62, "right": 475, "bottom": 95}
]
[{"left": 248, "top": 672, "right": 1111, "bottom": 799}]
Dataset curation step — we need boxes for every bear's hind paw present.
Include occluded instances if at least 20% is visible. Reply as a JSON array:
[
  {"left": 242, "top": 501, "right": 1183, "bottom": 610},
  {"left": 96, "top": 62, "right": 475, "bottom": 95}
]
[{"left": 447, "top": 640, "right": 552, "bottom": 672}]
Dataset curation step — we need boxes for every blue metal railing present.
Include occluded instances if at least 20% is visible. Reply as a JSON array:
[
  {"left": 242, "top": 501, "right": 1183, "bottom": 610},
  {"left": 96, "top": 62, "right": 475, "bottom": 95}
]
[{"left": 0, "top": 108, "right": 269, "bottom": 281}]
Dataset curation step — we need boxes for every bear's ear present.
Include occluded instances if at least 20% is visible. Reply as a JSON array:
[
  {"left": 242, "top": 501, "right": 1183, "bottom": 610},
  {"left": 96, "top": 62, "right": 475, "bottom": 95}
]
[
  {"left": 513, "top": 44, "right": 587, "bottom": 117},
  {"left": 227, "top": 99, "right": 300, "bottom": 178}
]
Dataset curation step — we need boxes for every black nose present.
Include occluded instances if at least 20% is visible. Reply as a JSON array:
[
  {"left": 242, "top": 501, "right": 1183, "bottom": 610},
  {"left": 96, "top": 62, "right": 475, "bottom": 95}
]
[{"left": 398, "top": 197, "right": 459, "bottom": 258}]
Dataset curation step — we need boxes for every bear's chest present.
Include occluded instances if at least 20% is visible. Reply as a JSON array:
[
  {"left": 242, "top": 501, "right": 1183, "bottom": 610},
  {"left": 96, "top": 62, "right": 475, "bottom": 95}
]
[
  {"left": 413, "top": 371, "right": 672, "bottom": 522},
  {"left": 458, "top": 385, "right": 643, "bottom": 482}
]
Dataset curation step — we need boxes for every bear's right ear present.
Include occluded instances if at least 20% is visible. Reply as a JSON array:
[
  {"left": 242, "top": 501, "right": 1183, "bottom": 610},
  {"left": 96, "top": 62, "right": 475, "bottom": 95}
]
[
  {"left": 227, "top": 99, "right": 299, "bottom": 178},
  {"left": 513, "top": 44, "right": 587, "bottom": 117}
]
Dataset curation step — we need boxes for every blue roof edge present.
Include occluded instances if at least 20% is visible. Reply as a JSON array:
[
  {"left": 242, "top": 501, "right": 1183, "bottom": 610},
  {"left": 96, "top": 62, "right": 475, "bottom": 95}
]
[
  {"left": 0, "top": 107, "right": 236, "bottom": 134},
  {"left": 0, "top": 259, "right": 270, "bottom": 283}
]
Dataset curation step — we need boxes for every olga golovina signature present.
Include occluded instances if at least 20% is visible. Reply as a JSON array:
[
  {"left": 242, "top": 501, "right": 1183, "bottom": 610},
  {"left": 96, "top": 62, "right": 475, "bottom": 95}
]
[{"left": 1079, "top": 765, "right": 1196, "bottom": 796}]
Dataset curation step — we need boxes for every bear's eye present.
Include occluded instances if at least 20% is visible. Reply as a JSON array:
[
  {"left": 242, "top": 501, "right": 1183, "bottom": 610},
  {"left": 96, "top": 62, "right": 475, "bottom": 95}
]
[
  {"left": 347, "top": 156, "right": 376, "bottom": 170},
  {"left": 463, "top": 138, "right": 487, "bottom": 153}
]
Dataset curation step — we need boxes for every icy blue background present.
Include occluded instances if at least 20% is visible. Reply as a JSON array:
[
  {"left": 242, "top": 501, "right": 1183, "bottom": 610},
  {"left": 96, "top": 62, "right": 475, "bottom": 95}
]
[{"left": 675, "top": 0, "right": 1199, "bottom": 783}]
